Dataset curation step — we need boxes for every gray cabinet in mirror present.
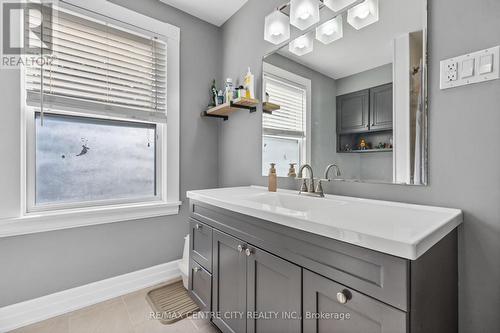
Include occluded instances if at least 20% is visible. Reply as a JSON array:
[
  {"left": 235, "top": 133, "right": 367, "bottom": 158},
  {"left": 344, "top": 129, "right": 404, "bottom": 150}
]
[{"left": 261, "top": 0, "right": 428, "bottom": 185}]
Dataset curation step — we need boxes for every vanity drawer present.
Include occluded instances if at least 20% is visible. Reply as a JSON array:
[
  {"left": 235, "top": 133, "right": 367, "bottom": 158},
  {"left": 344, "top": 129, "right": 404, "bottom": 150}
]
[
  {"left": 189, "top": 219, "right": 212, "bottom": 272},
  {"left": 188, "top": 259, "right": 212, "bottom": 312},
  {"left": 303, "top": 269, "right": 407, "bottom": 333},
  {"left": 191, "top": 201, "right": 409, "bottom": 311}
]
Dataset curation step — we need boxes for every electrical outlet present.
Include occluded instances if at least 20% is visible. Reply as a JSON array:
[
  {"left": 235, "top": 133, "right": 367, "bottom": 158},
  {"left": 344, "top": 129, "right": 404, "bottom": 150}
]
[
  {"left": 445, "top": 62, "right": 458, "bottom": 82},
  {"left": 440, "top": 46, "right": 500, "bottom": 90}
]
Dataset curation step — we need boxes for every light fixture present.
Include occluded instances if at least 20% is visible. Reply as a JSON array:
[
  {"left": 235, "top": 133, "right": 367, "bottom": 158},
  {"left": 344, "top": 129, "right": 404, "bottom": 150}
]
[
  {"left": 264, "top": 10, "right": 290, "bottom": 45},
  {"left": 347, "top": 0, "right": 379, "bottom": 30},
  {"left": 289, "top": 33, "right": 314, "bottom": 56},
  {"left": 323, "top": 0, "right": 358, "bottom": 12},
  {"left": 315, "top": 16, "right": 343, "bottom": 44},
  {"left": 290, "top": 0, "right": 320, "bottom": 30}
]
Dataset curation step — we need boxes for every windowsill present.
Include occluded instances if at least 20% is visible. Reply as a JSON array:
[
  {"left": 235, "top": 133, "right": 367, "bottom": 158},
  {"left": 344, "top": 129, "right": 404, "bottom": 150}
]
[{"left": 0, "top": 200, "right": 182, "bottom": 238}]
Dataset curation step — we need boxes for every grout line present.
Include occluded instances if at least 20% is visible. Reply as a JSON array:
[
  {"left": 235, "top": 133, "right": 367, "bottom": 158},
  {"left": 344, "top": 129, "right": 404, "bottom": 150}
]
[{"left": 120, "top": 295, "right": 137, "bottom": 332}]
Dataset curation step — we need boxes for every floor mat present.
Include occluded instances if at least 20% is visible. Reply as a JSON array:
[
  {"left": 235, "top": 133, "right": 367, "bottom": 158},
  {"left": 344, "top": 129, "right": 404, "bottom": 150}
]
[{"left": 146, "top": 280, "right": 199, "bottom": 325}]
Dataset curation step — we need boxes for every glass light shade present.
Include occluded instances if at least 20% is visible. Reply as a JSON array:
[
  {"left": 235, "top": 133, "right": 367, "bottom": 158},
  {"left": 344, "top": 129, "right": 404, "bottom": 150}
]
[
  {"left": 289, "top": 33, "right": 314, "bottom": 56},
  {"left": 323, "top": 0, "right": 358, "bottom": 12},
  {"left": 315, "top": 16, "right": 343, "bottom": 44},
  {"left": 290, "top": 0, "right": 320, "bottom": 30},
  {"left": 264, "top": 10, "right": 290, "bottom": 45},
  {"left": 347, "top": 0, "right": 379, "bottom": 30}
]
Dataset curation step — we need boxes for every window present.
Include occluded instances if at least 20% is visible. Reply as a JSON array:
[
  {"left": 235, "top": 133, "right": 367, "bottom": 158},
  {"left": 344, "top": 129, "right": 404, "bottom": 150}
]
[
  {"left": 262, "top": 72, "right": 308, "bottom": 176},
  {"left": 35, "top": 113, "right": 156, "bottom": 206},
  {"left": 21, "top": 0, "right": 180, "bottom": 223}
]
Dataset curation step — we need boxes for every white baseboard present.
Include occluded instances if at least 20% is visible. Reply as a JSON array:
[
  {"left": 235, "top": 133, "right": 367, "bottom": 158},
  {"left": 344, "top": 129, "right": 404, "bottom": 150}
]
[{"left": 0, "top": 260, "right": 182, "bottom": 333}]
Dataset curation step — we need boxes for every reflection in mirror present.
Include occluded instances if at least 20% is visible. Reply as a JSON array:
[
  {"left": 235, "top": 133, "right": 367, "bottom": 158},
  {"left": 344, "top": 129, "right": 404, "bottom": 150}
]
[{"left": 261, "top": 0, "right": 427, "bottom": 185}]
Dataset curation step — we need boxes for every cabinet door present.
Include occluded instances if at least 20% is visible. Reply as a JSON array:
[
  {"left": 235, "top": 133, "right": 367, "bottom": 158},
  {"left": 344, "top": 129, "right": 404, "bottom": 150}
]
[
  {"left": 369, "top": 83, "right": 393, "bottom": 131},
  {"left": 246, "top": 246, "right": 301, "bottom": 333},
  {"left": 189, "top": 219, "right": 212, "bottom": 272},
  {"left": 303, "top": 270, "right": 407, "bottom": 333},
  {"left": 212, "top": 230, "right": 247, "bottom": 333},
  {"left": 337, "top": 90, "right": 369, "bottom": 134}
]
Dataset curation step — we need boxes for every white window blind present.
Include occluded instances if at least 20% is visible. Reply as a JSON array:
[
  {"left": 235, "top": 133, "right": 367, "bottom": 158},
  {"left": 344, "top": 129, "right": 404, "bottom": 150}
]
[
  {"left": 25, "top": 9, "right": 167, "bottom": 122},
  {"left": 263, "top": 74, "right": 306, "bottom": 137}
]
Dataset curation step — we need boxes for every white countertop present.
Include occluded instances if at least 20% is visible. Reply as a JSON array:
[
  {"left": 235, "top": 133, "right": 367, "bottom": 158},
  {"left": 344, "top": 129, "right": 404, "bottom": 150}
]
[{"left": 186, "top": 186, "right": 463, "bottom": 260}]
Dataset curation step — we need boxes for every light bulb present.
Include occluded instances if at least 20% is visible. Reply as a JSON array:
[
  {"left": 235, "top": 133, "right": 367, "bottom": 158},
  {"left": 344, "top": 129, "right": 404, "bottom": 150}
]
[
  {"left": 315, "top": 16, "right": 343, "bottom": 44},
  {"left": 298, "top": 6, "right": 311, "bottom": 20},
  {"left": 290, "top": 0, "right": 320, "bottom": 30},
  {"left": 264, "top": 10, "right": 290, "bottom": 44},
  {"left": 289, "top": 33, "right": 314, "bottom": 56},
  {"left": 356, "top": 4, "right": 370, "bottom": 19},
  {"left": 269, "top": 23, "right": 282, "bottom": 36},
  {"left": 323, "top": 26, "right": 335, "bottom": 36},
  {"left": 347, "top": 0, "right": 379, "bottom": 30}
]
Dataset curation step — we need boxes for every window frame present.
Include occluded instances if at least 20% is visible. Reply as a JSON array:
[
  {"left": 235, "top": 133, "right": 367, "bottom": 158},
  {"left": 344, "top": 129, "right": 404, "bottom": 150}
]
[
  {"left": 17, "top": 0, "right": 180, "bottom": 230},
  {"left": 262, "top": 62, "right": 311, "bottom": 177}
]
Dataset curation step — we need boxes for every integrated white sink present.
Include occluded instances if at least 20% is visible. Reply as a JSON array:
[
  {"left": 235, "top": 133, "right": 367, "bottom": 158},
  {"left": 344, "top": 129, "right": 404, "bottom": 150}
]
[{"left": 186, "top": 186, "right": 463, "bottom": 260}]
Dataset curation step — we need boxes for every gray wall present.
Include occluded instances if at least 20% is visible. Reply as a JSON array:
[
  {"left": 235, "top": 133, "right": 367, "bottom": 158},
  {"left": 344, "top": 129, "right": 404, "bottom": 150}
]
[
  {"left": 336, "top": 63, "right": 393, "bottom": 96},
  {"left": 0, "top": 0, "right": 221, "bottom": 307},
  {"left": 220, "top": 0, "right": 500, "bottom": 332}
]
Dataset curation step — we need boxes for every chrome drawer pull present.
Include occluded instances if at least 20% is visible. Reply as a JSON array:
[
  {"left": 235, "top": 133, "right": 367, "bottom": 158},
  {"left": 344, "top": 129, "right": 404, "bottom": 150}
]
[
  {"left": 245, "top": 248, "right": 253, "bottom": 257},
  {"left": 237, "top": 244, "right": 245, "bottom": 253},
  {"left": 193, "top": 266, "right": 200, "bottom": 273},
  {"left": 336, "top": 290, "right": 351, "bottom": 304},
  {"left": 195, "top": 223, "right": 202, "bottom": 230}
]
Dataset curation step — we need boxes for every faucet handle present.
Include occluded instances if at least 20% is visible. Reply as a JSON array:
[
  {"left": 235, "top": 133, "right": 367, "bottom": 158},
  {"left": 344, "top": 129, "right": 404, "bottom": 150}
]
[
  {"left": 315, "top": 179, "right": 326, "bottom": 197},
  {"left": 299, "top": 179, "right": 308, "bottom": 193}
]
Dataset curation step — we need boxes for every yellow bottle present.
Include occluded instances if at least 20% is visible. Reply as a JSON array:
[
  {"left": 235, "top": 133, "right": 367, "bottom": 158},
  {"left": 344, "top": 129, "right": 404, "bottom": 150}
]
[{"left": 243, "top": 67, "right": 255, "bottom": 99}]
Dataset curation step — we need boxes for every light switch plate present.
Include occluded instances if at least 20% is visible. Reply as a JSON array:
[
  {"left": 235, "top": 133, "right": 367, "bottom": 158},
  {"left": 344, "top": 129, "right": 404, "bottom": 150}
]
[{"left": 440, "top": 46, "right": 499, "bottom": 90}]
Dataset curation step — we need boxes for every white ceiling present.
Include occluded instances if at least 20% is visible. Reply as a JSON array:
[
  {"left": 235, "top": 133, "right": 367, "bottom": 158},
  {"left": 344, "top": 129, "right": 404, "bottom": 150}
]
[
  {"left": 277, "top": 0, "right": 425, "bottom": 79},
  {"left": 158, "top": 0, "right": 248, "bottom": 26}
]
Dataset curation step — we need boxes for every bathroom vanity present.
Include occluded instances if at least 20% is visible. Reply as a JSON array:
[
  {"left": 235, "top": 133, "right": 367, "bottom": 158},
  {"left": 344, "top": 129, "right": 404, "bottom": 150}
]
[{"left": 186, "top": 186, "right": 462, "bottom": 333}]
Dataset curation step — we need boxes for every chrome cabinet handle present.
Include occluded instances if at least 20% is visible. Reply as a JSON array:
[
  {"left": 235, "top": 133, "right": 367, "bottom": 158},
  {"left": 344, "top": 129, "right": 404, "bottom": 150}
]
[
  {"left": 245, "top": 248, "right": 253, "bottom": 257},
  {"left": 195, "top": 223, "right": 202, "bottom": 230},
  {"left": 237, "top": 244, "right": 245, "bottom": 253},
  {"left": 336, "top": 290, "right": 351, "bottom": 304},
  {"left": 193, "top": 266, "right": 200, "bottom": 273}
]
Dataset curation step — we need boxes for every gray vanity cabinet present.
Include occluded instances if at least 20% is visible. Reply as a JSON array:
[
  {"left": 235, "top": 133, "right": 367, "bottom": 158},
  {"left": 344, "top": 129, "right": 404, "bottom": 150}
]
[
  {"left": 246, "top": 245, "right": 301, "bottom": 333},
  {"left": 369, "top": 83, "right": 393, "bottom": 131},
  {"left": 212, "top": 230, "right": 247, "bottom": 333},
  {"left": 336, "top": 89, "right": 370, "bottom": 134},
  {"left": 303, "top": 270, "right": 406, "bottom": 333},
  {"left": 212, "top": 229, "right": 302, "bottom": 333},
  {"left": 189, "top": 201, "right": 458, "bottom": 333}
]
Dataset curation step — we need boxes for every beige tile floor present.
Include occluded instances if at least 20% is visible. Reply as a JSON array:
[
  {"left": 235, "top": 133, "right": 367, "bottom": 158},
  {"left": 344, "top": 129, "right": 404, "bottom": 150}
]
[{"left": 10, "top": 278, "right": 219, "bottom": 333}]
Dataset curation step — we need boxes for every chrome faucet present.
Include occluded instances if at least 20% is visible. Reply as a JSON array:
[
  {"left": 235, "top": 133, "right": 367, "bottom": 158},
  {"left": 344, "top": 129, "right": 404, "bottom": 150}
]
[
  {"left": 315, "top": 164, "right": 342, "bottom": 196},
  {"left": 297, "top": 164, "right": 315, "bottom": 195},
  {"left": 295, "top": 163, "right": 342, "bottom": 198}
]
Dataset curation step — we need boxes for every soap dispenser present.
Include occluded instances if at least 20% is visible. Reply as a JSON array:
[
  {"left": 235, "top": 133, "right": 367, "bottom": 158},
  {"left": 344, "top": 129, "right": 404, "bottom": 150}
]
[
  {"left": 287, "top": 163, "right": 297, "bottom": 178},
  {"left": 268, "top": 163, "right": 277, "bottom": 192}
]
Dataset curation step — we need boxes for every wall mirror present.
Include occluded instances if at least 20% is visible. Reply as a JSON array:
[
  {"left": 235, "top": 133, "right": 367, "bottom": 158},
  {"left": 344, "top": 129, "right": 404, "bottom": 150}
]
[{"left": 261, "top": 0, "right": 428, "bottom": 185}]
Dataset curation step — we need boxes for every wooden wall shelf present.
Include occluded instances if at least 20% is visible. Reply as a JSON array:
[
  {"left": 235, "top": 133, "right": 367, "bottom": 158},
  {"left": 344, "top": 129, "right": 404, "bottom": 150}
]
[
  {"left": 263, "top": 102, "right": 281, "bottom": 114},
  {"left": 202, "top": 97, "right": 259, "bottom": 121}
]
